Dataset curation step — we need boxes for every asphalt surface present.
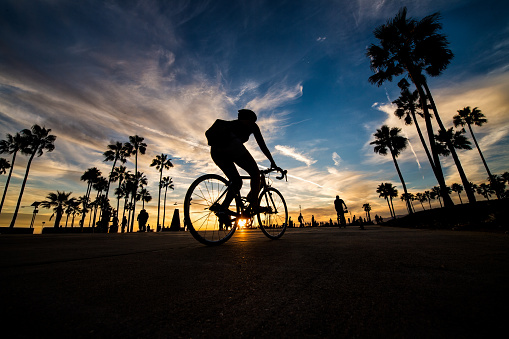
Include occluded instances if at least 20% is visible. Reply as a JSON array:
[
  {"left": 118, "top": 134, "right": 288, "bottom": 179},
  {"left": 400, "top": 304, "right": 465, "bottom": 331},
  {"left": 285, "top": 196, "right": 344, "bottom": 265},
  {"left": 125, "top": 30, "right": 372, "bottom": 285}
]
[{"left": 1, "top": 226, "right": 509, "bottom": 338}]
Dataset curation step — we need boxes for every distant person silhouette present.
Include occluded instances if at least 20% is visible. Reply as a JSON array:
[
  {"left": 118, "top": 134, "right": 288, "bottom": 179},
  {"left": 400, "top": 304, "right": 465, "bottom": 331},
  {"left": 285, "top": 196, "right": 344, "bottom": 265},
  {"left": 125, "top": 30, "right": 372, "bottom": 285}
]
[
  {"left": 334, "top": 195, "right": 348, "bottom": 228},
  {"left": 206, "top": 109, "right": 279, "bottom": 215},
  {"left": 137, "top": 209, "right": 149, "bottom": 232},
  {"left": 298, "top": 213, "right": 304, "bottom": 227}
]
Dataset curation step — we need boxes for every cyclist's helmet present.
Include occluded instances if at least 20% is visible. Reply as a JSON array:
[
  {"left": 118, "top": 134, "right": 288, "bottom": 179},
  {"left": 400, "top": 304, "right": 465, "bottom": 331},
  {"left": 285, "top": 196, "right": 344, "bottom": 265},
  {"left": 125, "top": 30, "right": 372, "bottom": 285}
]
[{"left": 238, "top": 109, "right": 257, "bottom": 122}]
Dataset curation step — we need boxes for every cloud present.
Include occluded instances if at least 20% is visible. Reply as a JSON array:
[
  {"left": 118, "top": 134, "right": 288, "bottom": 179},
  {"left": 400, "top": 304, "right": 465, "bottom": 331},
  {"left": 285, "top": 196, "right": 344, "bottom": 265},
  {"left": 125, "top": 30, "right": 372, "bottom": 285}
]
[
  {"left": 275, "top": 145, "right": 316, "bottom": 166},
  {"left": 246, "top": 82, "right": 303, "bottom": 113},
  {"left": 332, "top": 152, "right": 341, "bottom": 166}
]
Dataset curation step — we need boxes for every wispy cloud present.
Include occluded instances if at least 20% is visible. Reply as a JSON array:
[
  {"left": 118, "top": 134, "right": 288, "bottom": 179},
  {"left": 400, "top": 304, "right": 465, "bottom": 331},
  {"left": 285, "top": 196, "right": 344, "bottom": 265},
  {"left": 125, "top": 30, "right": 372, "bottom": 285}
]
[{"left": 275, "top": 145, "right": 316, "bottom": 166}]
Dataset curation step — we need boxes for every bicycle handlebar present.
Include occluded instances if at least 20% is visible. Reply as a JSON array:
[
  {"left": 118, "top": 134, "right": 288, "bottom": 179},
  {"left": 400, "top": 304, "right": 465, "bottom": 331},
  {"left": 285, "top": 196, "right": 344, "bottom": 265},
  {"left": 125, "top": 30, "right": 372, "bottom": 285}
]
[{"left": 260, "top": 167, "right": 287, "bottom": 181}]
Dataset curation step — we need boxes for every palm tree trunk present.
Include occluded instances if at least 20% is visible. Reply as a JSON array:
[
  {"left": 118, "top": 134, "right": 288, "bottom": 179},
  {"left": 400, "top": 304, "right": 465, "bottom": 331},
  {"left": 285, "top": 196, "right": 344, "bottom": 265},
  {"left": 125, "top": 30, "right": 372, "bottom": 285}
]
[
  {"left": 65, "top": 213, "right": 70, "bottom": 227},
  {"left": 385, "top": 197, "right": 393, "bottom": 218},
  {"left": 391, "top": 153, "right": 413, "bottom": 214},
  {"left": 410, "top": 111, "right": 436, "bottom": 173},
  {"left": 390, "top": 197, "right": 395, "bottom": 218},
  {"left": 162, "top": 186, "right": 168, "bottom": 228},
  {"left": 105, "top": 158, "right": 117, "bottom": 201},
  {"left": 130, "top": 152, "right": 138, "bottom": 232},
  {"left": 157, "top": 170, "right": 162, "bottom": 229},
  {"left": 422, "top": 82, "right": 476, "bottom": 204},
  {"left": 80, "top": 183, "right": 92, "bottom": 228},
  {"left": 457, "top": 192, "right": 463, "bottom": 204},
  {"left": 9, "top": 151, "right": 36, "bottom": 227},
  {"left": 0, "top": 151, "right": 17, "bottom": 214},
  {"left": 407, "top": 71, "right": 454, "bottom": 208},
  {"left": 466, "top": 123, "right": 499, "bottom": 199}
]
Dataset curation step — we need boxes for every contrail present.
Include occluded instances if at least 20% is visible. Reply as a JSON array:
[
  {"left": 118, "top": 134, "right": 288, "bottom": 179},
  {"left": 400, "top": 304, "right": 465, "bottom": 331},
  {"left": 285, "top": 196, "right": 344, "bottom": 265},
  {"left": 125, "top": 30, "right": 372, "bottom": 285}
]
[{"left": 287, "top": 174, "right": 337, "bottom": 193}]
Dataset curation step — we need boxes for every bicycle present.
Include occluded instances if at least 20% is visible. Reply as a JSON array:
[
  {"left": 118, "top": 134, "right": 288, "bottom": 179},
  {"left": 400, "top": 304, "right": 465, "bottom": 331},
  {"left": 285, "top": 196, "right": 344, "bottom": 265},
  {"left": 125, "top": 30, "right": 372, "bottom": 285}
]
[{"left": 183, "top": 167, "right": 288, "bottom": 245}]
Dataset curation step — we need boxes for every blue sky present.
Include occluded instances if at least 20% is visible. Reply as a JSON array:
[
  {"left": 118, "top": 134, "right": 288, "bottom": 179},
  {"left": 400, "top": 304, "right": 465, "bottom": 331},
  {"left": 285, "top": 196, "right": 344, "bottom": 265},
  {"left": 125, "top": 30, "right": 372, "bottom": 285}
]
[{"left": 1, "top": 0, "right": 508, "bottom": 228}]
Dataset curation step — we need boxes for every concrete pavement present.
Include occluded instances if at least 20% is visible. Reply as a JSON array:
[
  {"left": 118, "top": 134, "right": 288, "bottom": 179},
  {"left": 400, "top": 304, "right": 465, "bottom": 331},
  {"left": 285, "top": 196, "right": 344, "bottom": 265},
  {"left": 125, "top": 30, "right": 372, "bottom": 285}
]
[{"left": 1, "top": 226, "right": 509, "bottom": 338}]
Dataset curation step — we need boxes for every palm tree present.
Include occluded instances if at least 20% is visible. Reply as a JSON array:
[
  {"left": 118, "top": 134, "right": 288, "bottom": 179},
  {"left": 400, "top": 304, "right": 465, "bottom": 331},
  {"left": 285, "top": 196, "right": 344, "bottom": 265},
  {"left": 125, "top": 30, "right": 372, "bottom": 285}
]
[
  {"left": 431, "top": 186, "right": 442, "bottom": 208},
  {"left": 393, "top": 79, "right": 436, "bottom": 171},
  {"left": 451, "top": 183, "right": 464, "bottom": 204},
  {"left": 488, "top": 174, "right": 506, "bottom": 199},
  {"left": 0, "top": 158, "right": 9, "bottom": 175},
  {"left": 79, "top": 167, "right": 101, "bottom": 228},
  {"left": 433, "top": 126, "right": 476, "bottom": 203},
  {"left": 415, "top": 193, "right": 426, "bottom": 210},
  {"left": 367, "top": 7, "right": 454, "bottom": 207},
  {"left": 453, "top": 106, "right": 498, "bottom": 199},
  {"left": 41, "top": 191, "right": 72, "bottom": 228},
  {"left": 370, "top": 125, "right": 413, "bottom": 214},
  {"left": 160, "top": 176, "right": 174, "bottom": 228},
  {"left": 377, "top": 183, "right": 398, "bottom": 218},
  {"left": 423, "top": 190, "right": 432, "bottom": 209},
  {"left": 10, "top": 125, "right": 56, "bottom": 228},
  {"left": 91, "top": 176, "right": 108, "bottom": 227},
  {"left": 137, "top": 188, "right": 152, "bottom": 209},
  {"left": 103, "top": 141, "right": 128, "bottom": 201},
  {"left": 125, "top": 135, "right": 147, "bottom": 232},
  {"left": 0, "top": 132, "right": 26, "bottom": 214},
  {"left": 150, "top": 154, "right": 174, "bottom": 230},
  {"left": 362, "top": 203, "right": 372, "bottom": 222},
  {"left": 400, "top": 193, "right": 415, "bottom": 213},
  {"left": 111, "top": 166, "right": 128, "bottom": 214},
  {"left": 477, "top": 183, "right": 494, "bottom": 201}
]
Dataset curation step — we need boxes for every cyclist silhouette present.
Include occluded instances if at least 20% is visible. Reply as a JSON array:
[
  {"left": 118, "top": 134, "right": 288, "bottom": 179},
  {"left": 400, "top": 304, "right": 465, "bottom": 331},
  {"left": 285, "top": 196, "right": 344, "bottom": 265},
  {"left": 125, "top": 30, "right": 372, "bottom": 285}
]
[
  {"left": 206, "top": 109, "right": 279, "bottom": 213},
  {"left": 334, "top": 195, "right": 348, "bottom": 228}
]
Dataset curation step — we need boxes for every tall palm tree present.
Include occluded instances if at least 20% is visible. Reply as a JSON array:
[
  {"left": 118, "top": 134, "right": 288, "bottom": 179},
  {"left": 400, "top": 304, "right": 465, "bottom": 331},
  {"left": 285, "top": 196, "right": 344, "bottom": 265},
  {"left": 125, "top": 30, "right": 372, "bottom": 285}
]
[
  {"left": 0, "top": 132, "right": 26, "bottom": 214},
  {"left": 79, "top": 167, "right": 101, "bottom": 228},
  {"left": 377, "top": 183, "right": 398, "bottom": 218},
  {"left": 362, "top": 203, "right": 372, "bottom": 222},
  {"left": 367, "top": 7, "right": 454, "bottom": 207},
  {"left": 451, "top": 183, "right": 464, "bottom": 204},
  {"left": 111, "top": 166, "right": 128, "bottom": 214},
  {"left": 0, "top": 158, "right": 9, "bottom": 175},
  {"left": 393, "top": 79, "right": 436, "bottom": 171},
  {"left": 10, "top": 125, "right": 56, "bottom": 228},
  {"left": 91, "top": 176, "right": 108, "bottom": 227},
  {"left": 125, "top": 135, "right": 147, "bottom": 232},
  {"left": 160, "top": 176, "right": 174, "bottom": 228},
  {"left": 41, "top": 191, "right": 72, "bottom": 228},
  {"left": 453, "top": 107, "right": 498, "bottom": 199},
  {"left": 150, "top": 154, "right": 174, "bottom": 230},
  {"left": 370, "top": 125, "right": 413, "bottom": 214},
  {"left": 103, "top": 141, "right": 128, "bottom": 201}
]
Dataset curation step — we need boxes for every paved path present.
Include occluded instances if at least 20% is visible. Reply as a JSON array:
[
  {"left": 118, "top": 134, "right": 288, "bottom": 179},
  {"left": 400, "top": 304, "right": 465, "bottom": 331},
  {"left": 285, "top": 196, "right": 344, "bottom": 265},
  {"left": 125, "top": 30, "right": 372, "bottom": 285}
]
[{"left": 1, "top": 226, "right": 509, "bottom": 338}]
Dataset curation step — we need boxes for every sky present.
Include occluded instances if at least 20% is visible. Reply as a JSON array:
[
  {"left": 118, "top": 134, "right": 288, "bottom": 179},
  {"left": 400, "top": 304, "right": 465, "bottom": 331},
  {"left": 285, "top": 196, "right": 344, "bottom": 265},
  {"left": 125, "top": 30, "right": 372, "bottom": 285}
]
[{"left": 1, "top": 0, "right": 508, "bottom": 229}]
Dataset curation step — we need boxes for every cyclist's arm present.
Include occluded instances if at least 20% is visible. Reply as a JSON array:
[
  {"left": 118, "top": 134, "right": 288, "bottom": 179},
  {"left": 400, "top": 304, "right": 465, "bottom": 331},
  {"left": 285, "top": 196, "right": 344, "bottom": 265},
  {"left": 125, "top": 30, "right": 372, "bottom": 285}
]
[{"left": 252, "top": 123, "right": 277, "bottom": 168}]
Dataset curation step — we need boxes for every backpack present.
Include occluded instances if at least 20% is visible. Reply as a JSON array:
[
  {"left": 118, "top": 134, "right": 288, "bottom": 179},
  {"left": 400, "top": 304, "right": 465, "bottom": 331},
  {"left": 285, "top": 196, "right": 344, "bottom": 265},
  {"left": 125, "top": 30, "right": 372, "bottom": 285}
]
[{"left": 205, "top": 119, "right": 234, "bottom": 146}]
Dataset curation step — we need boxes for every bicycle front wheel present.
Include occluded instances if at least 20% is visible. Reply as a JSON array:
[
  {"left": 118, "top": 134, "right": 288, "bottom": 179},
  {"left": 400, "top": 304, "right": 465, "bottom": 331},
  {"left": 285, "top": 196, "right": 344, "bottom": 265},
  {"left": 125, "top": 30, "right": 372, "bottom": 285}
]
[
  {"left": 257, "top": 187, "right": 288, "bottom": 239},
  {"left": 184, "top": 174, "right": 239, "bottom": 245}
]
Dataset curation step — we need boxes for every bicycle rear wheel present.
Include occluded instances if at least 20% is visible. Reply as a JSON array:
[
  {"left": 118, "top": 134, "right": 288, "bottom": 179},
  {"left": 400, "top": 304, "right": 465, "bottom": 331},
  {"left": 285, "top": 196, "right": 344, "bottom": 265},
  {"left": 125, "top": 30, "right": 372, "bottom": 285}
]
[
  {"left": 257, "top": 187, "right": 288, "bottom": 239},
  {"left": 184, "top": 174, "right": 239, "bottom": 245}
]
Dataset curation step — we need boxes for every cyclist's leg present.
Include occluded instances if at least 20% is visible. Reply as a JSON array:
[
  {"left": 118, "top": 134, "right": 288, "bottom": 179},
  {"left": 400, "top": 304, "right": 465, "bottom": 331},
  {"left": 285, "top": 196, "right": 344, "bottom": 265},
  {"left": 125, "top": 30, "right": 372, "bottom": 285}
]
[
  {"left": 211, "top": 145, "right": 242, "bottom": 210},
  {"left": 233, "top": 148, "right": 260, "bottom": 207}
]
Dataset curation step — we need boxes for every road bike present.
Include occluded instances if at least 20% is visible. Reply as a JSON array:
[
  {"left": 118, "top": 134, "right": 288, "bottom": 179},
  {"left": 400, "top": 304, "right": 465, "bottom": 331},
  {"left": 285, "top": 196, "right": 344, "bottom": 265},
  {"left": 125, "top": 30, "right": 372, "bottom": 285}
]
[{"left": 184, "top": 167, "right": 288, "bottom": 245}]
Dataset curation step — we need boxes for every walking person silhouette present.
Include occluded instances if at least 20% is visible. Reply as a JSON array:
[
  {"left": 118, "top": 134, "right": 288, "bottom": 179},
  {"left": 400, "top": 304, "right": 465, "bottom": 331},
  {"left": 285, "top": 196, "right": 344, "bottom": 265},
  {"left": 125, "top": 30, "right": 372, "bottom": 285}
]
[
  {"left": 334, "top": 195, "right": 348, "bottom": 228},
  {"left": 206, "top": 109, "right": 280, "bottom": 217}
]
